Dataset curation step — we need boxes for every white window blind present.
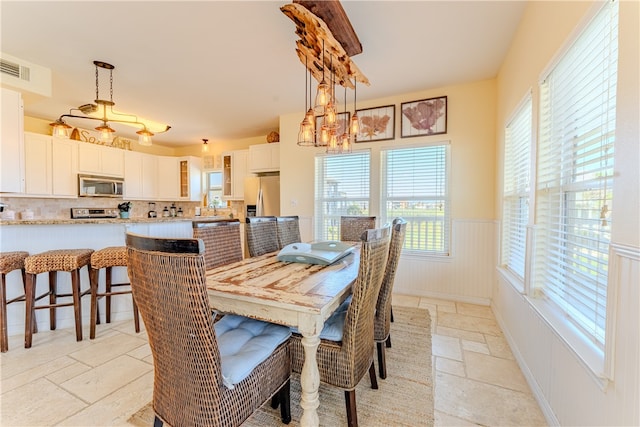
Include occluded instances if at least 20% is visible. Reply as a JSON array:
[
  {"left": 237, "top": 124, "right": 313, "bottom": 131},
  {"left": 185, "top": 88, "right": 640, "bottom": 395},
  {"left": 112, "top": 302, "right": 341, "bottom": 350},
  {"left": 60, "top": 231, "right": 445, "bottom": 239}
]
[
  {"left": 381, "top": 144, "right": 450, "bottom": 255},
  {"left": 315, "top": 151, "right": 370, "bottom": 240},
  {"left": 502, "top": 96, "right": 532, "bottom": 281},
  {"left": 535, "top": 0, "right": 618, "bottom": 349}
]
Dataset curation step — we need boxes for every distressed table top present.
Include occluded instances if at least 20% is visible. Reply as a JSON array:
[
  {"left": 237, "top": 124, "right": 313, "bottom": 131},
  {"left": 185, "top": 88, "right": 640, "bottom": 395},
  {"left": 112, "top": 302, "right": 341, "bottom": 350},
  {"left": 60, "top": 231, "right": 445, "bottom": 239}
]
[{"left": 205, "top": 244, "right": 359, "bottom": 327}]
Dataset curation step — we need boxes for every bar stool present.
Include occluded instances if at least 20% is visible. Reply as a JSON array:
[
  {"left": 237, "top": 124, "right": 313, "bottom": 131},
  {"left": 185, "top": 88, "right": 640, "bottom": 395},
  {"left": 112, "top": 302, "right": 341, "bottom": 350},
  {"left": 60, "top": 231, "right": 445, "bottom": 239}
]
[
  {"left": 24, "top": 249, "right": 94, "bottom": 348},
  {"left": 89, "top": 246, "right": 140, "bottom": 339},
  {"left": 1, "top": 251, "right": 30, "bottom": 352}
]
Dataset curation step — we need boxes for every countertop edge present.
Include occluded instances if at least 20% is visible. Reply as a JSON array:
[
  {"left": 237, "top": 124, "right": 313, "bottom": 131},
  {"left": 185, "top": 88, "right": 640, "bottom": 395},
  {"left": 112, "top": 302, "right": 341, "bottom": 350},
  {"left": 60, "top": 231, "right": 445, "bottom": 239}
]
[{"left": 0, "top": 216, "right": 231, "bottom": 226}]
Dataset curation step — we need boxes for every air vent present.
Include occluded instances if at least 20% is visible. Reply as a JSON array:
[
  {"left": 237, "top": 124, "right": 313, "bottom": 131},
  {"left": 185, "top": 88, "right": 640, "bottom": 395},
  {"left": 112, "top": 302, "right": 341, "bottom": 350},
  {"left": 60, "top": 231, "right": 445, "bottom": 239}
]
[{"left": 0, "top": 52, "right": 51, "bottom": 97}]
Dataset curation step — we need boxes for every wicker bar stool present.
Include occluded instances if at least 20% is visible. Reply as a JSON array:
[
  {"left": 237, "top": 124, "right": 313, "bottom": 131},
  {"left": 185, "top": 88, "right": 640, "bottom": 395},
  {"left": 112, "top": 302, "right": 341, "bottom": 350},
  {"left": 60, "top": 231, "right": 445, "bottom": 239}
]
[
  {"left": 24, "top": 249, "right": 93, "bottom": 348},
  {"left": 89, "top": 246, "right": 140, "bottom": 339},
  {"left": 1, "top": 251, "right": 31, "bottom": 352}
]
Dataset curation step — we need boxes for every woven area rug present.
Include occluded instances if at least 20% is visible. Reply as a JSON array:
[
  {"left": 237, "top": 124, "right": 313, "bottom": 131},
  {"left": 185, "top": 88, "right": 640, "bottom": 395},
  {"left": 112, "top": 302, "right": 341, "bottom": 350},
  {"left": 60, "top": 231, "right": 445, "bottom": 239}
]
[{"left": 128, "top": 306, "right": 433, "bottom": 426}]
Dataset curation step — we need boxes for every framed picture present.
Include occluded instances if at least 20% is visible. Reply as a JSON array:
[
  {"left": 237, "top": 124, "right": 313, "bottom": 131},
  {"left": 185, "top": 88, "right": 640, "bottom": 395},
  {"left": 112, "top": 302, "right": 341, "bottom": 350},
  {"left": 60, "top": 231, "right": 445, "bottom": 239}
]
[
  {"left": 355, "top": 105, "right": 395, "bottom": 142},
  {"left": 315, "top": 111, "right": 350, "bottom": 143},
  {"left": 401, "top": 96, "right": 447, "bottom": 138}
]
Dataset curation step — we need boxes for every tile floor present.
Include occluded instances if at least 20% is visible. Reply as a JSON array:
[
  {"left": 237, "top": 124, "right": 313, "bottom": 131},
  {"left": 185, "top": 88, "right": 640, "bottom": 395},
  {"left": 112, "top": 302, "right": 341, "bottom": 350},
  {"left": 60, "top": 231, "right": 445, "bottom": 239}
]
[{"left": 0, "top": 295, "right": 547, "bottom": 426}]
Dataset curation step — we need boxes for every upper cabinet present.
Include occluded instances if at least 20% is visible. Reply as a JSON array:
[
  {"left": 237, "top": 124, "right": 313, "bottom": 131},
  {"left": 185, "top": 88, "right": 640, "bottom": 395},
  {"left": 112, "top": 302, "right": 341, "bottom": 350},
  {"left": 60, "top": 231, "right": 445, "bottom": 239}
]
[
  {"left": 78, "top": 143, "right": 124, "bottom": 177},
  {"left": 23, "top": 132, "right": 77, "bottom": 197},
  {"left": 179, "top": 156, "right": 202, "bottom": 202},
  {"left": 0, "top": 88, "right": 25, "bottom": 193},
  {"left": 124, "top": 150, "right": 158, "bottom": 200},
  {"left": 222, "top": 149, "right": 248, "bottom": 200},
  {"left": 249, "top": 143, "right": 279, "bottom": 173}
]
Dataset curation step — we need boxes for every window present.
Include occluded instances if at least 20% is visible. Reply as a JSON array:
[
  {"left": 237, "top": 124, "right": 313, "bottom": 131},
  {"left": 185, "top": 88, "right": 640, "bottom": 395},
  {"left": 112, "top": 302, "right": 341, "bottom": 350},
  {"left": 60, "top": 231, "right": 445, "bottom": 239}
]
[
  {"left": 502, "top": 95, "right": 532, "bottom": 282},
  {"left": 315, "top": 151, "right": 370, "bottom": 240},
  {"left": 535, "top": 0, "right": 618, "bottom": 357},
  {"left": 381, "top": 143, "right": 450, "bottom": 255},
  {"left": 205, "top": 171, "right": 225, "bottom": 208}
]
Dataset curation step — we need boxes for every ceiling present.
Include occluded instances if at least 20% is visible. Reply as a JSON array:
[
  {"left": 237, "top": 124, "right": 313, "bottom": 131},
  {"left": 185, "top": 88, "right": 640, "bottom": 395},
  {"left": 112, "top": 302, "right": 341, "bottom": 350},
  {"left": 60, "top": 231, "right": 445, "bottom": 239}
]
[{"left": 1, "top": 1, "right": 526, "bottom": 148}]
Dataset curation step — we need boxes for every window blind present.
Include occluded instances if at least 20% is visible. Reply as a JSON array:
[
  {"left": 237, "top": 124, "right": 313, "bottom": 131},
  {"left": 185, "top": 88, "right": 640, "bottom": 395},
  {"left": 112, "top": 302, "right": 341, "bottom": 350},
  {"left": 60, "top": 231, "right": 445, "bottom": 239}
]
[
  {"left": 381, "top": 144, "right": 450, "bottom": 255},
  {"left": 502, "top": 96, "right": 532, "bottom": 281},
  {"left": 535, "top": 0, "right": 618, "bottom": 348},
  {"left": 314, "top": 151, "right": 370, "bottom": 240}
]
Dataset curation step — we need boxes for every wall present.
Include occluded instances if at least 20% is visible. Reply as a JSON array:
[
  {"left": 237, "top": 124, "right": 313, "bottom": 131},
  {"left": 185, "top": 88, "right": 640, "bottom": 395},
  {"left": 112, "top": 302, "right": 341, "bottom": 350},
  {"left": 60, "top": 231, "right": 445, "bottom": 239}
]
[
  {"left": 493, "top": 1, "right": 639, "bottom": 425},
  {"left": 280, "top": 79, "right": 498, "bottom": 303}
]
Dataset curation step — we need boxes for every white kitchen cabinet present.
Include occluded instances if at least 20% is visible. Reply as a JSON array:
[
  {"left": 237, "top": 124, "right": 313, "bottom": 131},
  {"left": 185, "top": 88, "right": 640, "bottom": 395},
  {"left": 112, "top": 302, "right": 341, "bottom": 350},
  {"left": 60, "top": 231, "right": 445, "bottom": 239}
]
[
  {"left": 123, "top": 150, "right": 158, "bottom": 199},
  {"left": 249, "top": 143, "right": 279, "bottom": 172},
  {"left": 78, "top": 143, "right": 124, "bottom": 177},
  {"left": 23, "top": 133, "right": 77, "bottom": 197},
  {"left": 179, "top": 156, "right": 202, "bottom": 201},
  {"left": 222, "top": 149, "right": 248, "bottom": 200},
  {"left": 157, "top": 156, "right": 180, "bottom": 200},
  {"left": 0, "top": 88, "right": 25, "bottom": 193}
]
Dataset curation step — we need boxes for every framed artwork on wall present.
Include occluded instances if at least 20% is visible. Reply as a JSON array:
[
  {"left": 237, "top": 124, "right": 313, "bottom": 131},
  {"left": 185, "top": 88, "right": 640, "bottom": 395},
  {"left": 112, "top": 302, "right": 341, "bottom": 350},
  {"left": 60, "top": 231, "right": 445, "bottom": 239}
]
[
  {"left": 355, "top": 104, "right": 395, "bottom": 142},
  {"left": 401, "top": 96, "right": 447, "bottom": 138}
]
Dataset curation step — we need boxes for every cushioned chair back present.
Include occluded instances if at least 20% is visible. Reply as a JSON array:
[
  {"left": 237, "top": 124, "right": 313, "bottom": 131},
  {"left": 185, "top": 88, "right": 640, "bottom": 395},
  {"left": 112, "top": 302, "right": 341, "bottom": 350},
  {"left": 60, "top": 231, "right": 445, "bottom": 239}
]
[
  {"left": 193, "top": 219, "right": 243, "bottom": 269},
  {"left": 276, "top": 216, "right": 302, "bottom": 248},
  {"left": 125, "top": 233, "right": 224, "bottom": 426},
  {"left": 374, "top": 218, "right": 408, "bottom": 342},
  {"left": 339, "top": 225, "right": 390, "bottom": 387},
  {"left": 245, "top": 216, "right": 278, "bottom": 257},
  {"left": 340, "top": 216, "right": 376, "bottom": 242}
]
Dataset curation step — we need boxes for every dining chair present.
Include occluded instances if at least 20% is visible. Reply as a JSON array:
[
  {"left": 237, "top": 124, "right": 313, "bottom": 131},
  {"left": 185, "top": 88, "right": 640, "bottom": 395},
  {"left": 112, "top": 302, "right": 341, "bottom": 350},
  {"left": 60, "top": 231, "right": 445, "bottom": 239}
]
[
  {"left": 125, "top": 232, "right": 292, "bottom": 427},
  {"left": 340, "top": 216, "right": 376, "bottom": 242},
  {"left": 245, "top": 216, "right": 279, "bottom": 257},
  {"left": 193, "top": 219, "right": 243, "bottom": 269},
  {"left": 276, "top": 216, "right": 302, "bottom": 249},
  {"left": 374, "top": 217, "right": 407, "bottom": 379},
  {"left": 290, "top": 225, "right": 391, "bottom": 427}
]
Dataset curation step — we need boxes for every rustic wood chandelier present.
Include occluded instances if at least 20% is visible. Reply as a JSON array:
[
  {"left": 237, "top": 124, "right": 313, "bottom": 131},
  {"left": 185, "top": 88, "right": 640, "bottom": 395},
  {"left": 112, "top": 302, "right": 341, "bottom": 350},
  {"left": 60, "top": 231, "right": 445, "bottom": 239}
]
[{"left": 281, "top": 1, "right": 369, "bottom": 152}]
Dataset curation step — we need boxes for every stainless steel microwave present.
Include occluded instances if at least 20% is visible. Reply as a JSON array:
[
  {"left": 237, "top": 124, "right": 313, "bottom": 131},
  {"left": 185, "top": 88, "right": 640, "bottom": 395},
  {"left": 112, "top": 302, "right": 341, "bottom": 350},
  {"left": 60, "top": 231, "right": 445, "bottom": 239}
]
[{"left": 78, "top": 174, "right": 124, "bottom": 197}]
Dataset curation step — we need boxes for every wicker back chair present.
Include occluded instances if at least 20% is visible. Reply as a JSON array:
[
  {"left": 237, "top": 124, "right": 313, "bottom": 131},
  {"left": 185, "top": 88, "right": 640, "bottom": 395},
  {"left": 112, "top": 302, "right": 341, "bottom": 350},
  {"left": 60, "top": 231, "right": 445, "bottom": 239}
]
[
  {"left": 290, "top": 225, "right": 391, "bottom": 427},
  {"left": 340, "top": 216, "right": 376, "bottom": 242},
  {"left": 276, "top": 216, "right": 302, "bottom": 249},
  {"left": 374, "top": 218, "right": 407, "bottom": 379},
  {"left": 125, "top": 233, "right": 291, "bottom": 427},
  {"left": 245, "top": 216, "right": 279, "bottom": 257},
  {"left": 193, "top": 219, "right": 243, "bottom": 269}
]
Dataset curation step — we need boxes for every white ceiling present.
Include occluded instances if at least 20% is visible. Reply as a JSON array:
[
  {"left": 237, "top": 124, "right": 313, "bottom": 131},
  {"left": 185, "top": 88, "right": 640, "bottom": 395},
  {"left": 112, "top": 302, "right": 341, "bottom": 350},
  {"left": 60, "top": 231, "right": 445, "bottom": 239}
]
[{"left": 1, "top": 1, "right": 526, "bottom": 148}]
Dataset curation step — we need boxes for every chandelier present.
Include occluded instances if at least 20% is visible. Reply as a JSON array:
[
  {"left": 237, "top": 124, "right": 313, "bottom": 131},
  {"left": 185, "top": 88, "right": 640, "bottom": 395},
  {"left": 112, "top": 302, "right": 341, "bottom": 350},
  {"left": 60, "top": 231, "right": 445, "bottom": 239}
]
[{"left": 50, "top": 60, "right": 170, "bottom": 146}]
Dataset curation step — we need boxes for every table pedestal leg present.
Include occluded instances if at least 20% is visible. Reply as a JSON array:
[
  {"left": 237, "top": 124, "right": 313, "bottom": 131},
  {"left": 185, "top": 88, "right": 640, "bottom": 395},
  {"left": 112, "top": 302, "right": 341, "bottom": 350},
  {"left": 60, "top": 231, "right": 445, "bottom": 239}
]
[{"left": 299, "top": 332, "right": 321, "bottom": 427}]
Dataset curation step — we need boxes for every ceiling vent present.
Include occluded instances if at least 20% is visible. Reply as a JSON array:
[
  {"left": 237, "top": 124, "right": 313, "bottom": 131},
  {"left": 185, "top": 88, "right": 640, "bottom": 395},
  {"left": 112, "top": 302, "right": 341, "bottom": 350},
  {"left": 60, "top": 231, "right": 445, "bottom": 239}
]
[{"left": 0, "top": 52, "right": 51, "bottom": 97}]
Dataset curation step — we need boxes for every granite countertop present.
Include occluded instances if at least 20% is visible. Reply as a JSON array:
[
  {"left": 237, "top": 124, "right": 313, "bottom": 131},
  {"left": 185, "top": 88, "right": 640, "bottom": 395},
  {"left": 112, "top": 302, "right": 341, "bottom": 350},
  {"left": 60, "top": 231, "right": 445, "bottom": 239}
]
[{"left": 0, "top": 215, "right": 230, "bottom": 226}]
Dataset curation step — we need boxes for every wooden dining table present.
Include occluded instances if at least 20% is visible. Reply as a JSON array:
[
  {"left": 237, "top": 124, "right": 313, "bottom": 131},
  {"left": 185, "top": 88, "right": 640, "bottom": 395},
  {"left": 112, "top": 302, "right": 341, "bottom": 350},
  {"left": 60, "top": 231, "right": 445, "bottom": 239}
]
[{"left": 205, "top": 244, "right": 360, "bottom": 427}]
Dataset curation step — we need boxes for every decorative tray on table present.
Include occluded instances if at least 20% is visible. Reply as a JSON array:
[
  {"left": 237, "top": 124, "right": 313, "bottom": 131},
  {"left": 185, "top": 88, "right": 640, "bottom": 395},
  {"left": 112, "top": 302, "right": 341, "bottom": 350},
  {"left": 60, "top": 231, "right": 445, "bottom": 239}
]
[{"left": 276, "top": 241, "right": 355, "bottom": 265}]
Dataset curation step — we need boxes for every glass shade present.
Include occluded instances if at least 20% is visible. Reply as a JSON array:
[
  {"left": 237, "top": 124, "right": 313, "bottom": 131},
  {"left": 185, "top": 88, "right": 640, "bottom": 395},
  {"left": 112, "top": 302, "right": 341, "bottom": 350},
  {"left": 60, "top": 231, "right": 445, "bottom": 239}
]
[{"left": 136, "top": 128, "right": 153, "bottom": 146}]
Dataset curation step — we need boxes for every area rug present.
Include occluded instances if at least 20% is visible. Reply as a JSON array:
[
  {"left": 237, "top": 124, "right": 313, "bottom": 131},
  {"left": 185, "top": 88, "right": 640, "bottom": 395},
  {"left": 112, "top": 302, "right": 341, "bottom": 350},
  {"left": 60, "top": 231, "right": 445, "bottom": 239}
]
[{"left": 128, "top": 306, "right": 433, "bottom": 426}]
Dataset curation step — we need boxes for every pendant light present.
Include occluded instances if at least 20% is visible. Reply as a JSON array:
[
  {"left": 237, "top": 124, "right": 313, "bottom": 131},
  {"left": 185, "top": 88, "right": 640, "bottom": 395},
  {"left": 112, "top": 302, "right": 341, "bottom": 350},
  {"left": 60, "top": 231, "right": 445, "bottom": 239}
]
[
  {"left": 201, "top": 138, "right": 209, "bottom": 153},
  {"left": 298, "top": 57, "right": 315, "bottom": 146},
  {"left": 314, "top": 40, "right": 330, "bottom": 112},
  {"left": 340, "top": 86, "right": 352, "bottom": 153},
  {"left": 350, "top": 78, "right": 359, "bottom": 138}
]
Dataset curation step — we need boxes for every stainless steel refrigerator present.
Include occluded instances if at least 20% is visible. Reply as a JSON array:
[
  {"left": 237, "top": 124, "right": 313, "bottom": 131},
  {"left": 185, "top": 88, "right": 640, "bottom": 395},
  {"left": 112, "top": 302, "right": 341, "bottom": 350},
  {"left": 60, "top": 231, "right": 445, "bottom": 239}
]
[{"left": 244, "top": 174, "right": 280, "bottom": 217}]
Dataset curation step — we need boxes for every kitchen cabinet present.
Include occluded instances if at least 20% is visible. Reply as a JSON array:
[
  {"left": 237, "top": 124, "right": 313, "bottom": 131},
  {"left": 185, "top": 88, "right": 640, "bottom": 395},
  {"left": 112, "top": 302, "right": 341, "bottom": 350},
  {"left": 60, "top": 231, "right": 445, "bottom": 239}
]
[
  {"left": 123, "top": 150, "right": 158, "bottom": 199},
  {"left": 222, "top": 149, "right": 248, "bottom": 200},
  {"left": 157, "top": 156, "right": 180, "bottom": 200},
  {"left": 179, "top": 156, "right": 202, "bottom": 201},
  {"left": 78, "top": 143, "right": 124, "bottom": 177},
  {"left": 249, "top": 143, "right": 279, "bottom": 172},
  {"left": 1, "top": 88, "right": 25, "bottom": 193},
  {"left": 23, "top": 133, "right": 77, "bottom": 197}
]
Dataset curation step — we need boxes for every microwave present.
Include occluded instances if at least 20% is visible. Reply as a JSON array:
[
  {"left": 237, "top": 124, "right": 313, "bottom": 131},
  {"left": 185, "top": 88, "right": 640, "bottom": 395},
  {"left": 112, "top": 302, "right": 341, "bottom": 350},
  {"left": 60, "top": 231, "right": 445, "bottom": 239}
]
[{"left": 78, "top": 174, "right": 124, "bottom": 197}]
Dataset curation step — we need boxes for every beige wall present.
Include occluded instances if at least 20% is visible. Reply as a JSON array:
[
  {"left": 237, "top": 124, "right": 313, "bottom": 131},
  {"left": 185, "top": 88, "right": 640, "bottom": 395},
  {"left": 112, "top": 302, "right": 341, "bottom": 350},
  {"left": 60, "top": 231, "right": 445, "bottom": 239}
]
[
  {"left": 494, "top": 1, "right": 639, "bottom": 425},
  {"left": 280, "top": 79, "right": 498, "bottom": 224}
]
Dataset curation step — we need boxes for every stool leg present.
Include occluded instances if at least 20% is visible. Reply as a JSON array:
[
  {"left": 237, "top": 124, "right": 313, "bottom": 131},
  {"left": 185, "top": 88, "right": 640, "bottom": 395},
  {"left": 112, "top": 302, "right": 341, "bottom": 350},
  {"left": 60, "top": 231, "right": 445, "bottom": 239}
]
[
  {"left": 71, "top": 268, "right": 83, "bottom": 341},
  {"left": 24, "top": 273, "right": 36, "bottom": 349},
  {"left": 89, "top": 268, "right": 99, "bottom": 340},
  {"left": 1, "top": 273, "right": 8, "bottom": 352},
  {"left": 49, "top": 271, "right": 57, "bottom": 330},
  {"left": 132, "top": 294, "right": 140, "bottom": 333},
  {"left": 105, "top": 267, "right": 112, "bottom": 324},
  {"left": 21, "top": 269, "right": 37, "bottom": 334}
]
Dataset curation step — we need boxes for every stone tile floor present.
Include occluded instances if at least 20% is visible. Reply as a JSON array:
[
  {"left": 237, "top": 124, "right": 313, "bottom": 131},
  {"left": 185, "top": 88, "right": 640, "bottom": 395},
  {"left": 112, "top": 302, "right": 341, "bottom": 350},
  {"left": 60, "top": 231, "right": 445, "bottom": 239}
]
[{"left": 0, "top": 295, "right": 547, "bottom": 426}]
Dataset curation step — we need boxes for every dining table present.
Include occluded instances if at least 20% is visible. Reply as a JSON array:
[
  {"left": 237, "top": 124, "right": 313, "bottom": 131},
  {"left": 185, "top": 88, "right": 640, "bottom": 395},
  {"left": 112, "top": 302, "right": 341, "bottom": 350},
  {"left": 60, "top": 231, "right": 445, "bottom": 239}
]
[{"left": 205, "top": 244, "right": 360, "bottom": 427}]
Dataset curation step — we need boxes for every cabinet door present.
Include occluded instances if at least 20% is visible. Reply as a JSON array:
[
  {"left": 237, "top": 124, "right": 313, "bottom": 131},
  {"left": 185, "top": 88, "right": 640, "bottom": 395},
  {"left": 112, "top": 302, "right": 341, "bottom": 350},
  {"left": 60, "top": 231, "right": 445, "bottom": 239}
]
[
  {"left": 249, "top": 143, "right": 279, "bottom": 172},
  {"left": 24, "top": 133, "right": 52, "bottom": 195},
  {"left": 157, "top": 156, "right": 179, "bottom": 200},
  {"left": 222, "top": 153, "right": 232, "bottom": 198},
  {"left": 78, "top": 143, "right": 124, "bottom": 177},
  {"left": 77, "top": 143, "right": 102, "bottom": 174},
  {"left": 179, "top": 156, "right": 203, "bottom": 201},
  {"left": 124, "top": 151, "right": 144, "bottom": 199},
  {"left": 142, "top": 155, "right": 158, "bottom": 199},
  {"left": 100, "top": 146, "right": 124, "bottom": 177},
  {"left": 51, "top": 138, "right": 77, "bottom": 196},
  {"left": 232, "top": 150, "right": 248, "bottom": 199},
  {"left": 1, "top": 88, "right": 24, "bottom": 193}
]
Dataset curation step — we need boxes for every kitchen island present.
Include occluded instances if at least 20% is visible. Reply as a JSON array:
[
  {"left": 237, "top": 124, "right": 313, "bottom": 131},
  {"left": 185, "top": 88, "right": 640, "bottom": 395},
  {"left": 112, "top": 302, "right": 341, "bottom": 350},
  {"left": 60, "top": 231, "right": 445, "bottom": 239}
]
[{"left": 0, "top": 216, "right": 228, "bottom": 343}]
